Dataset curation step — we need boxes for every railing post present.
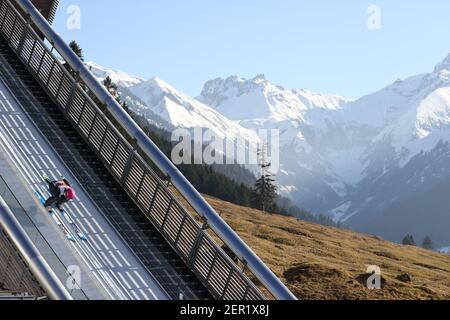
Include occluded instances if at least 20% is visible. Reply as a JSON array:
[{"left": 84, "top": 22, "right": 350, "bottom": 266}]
[
  {"left": 133, "top": 170, "right": 146, "bottom": 199},
  {"left": 45, "top": 59, "right": 56, "bottom": 87},
  {"left": 8, "top": 14, "right": 17, "bottom": 41},
  {"left": 64, "top": 77, "right": 79, "bottom": 115},
  {"left": 188, "top": 227, "right": 206, "bottom": 267},
  {"left": 160, "top": 199, "right": 173, "bottom": 231},
  {"left": 86, "top": 112, "right": 98, "bottom": 142},
  {"left": 147, "top": 183, "right": 160, "bottom": 217},
  {"left": 242, "top": 285, "right": 250, "bottom": 300},
  {"left": 241, "top": 259, "right": 248, "bottom": 274},
  {"left": 55, "top": 72, "right": 65, "bottom": 101},
  {"left": 205, "top": 251, "right": 218, "bottom": 283},
  {"left": 97, "top": 124, "right": 110, "bottom": 160},
  {"left": 75, "top": 101, "right": 87, "bottom": 126},
  {"left": 16, "top": 14, "right": 30, "bottom": 55},
  {"left": 120, "top": 144, "right": 137, "bottom": 184},
  {"left": 26, "top": 37, "right": 37, "bottom": 64},
  {"left": 36, "top": 45, "right": 48, "bottom": 77},
  {"left": 174, "top": 213, "right": 188, "bottom": 246},
  {"left": 220, "top": 268, "right": 235, "bottom": 300}
]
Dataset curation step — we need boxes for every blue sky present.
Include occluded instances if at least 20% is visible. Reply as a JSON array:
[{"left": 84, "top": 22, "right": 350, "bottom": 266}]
[{"left": 53, "top": 0, "right": 450, "bottom": 99}]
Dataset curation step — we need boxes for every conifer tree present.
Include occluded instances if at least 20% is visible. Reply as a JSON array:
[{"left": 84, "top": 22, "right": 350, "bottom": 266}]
[
  {"left": 102, "top": 76, "right": 119, "bottom": 99},
  {"left": 402, "top": 234, "right": 416, "bottom": 246},
  {"left": 65, "top": 40, "right": 84, "bottom": 78},
  {"left": 422, "top": 236, "right": 434, "bottom": 250},
  {"left": 69, "top": 40, "right": 84, "bottom": 61},
  {"left": 251, "top": 144, "right": 278, "bottom": 212}
]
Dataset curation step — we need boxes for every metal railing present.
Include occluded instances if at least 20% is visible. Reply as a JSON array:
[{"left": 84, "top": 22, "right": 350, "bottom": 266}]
[
  {"left": 46, "top": 0, "right": 58, "bottom": 24},
  {"left": 0, "top": 228, "right": 43, "bottom": 297},
  {"left": 0, "top": 0, "right": 297, "bottom": 300},
  {"left": 0, "top": 195, "right": 73, "bottom": 300}
]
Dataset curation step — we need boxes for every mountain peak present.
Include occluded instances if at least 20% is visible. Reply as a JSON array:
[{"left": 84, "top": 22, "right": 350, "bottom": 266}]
[
  {"left": 86, "top": 61, "right": 144, "bottom": 88},
  {"left": 252, "top": 74, "right": 267, "bottom": 83},
  {"left": 434, "top": 53, "right": 450, "bottom": 73},
  {"left": 148, "top": 76, "right": 172, "bottom": 89},
  {"left": 198, "top": 73, "right": 349, "bottom": 121},
  {"left": 224, "top": 75, "right": 244, "bottom": 83}
]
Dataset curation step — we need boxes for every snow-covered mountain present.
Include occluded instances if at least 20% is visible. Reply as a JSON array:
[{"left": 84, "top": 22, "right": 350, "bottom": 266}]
[
  {"left": 323, "top": 56, "right": 450, "bottom": 247},
  {"left": 127, "top": 77, "right": 259, "bottom": 144},
  {"left": 86, "top": 61, "right": 144, "bottom": 87},
  {"left": 87, "top": 54, "right": 450, "bottom": 247},
  {"left": 87, "top": 62, "right": 260, "bottom": 166},
  {"left": 197, "top": 55, "right": 450, "bottom": 247},
  {"left": 198, "top": 74, "right": 361, "bottom": 205},
  {"left": 199, "top": 74, "right": 351, "bottom": 122}
]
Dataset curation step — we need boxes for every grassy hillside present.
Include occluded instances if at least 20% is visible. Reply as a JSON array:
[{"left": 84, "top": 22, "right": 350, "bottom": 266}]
[{"left": 179, "top": 192, "right": 450, "bottom": 300}]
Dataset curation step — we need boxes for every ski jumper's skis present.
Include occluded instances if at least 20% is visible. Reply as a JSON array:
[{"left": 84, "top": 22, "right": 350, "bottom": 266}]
[
  {"left": 35, "top": 190, "right": 76, "bottom": 242},
  {"left": 59, "top": 209, "right": 88, "bottom": 241}
]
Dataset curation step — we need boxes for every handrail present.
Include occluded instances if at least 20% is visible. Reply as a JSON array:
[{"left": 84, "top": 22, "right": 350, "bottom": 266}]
[
  {"left": 10, "top": 0, "right": 297, "bottom": 300},
  {"left": 0, "top": 195, "right": 73, "bottom": 300}
]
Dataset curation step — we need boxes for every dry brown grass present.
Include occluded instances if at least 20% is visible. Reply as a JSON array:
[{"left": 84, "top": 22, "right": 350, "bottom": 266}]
[{"left": 178, "top": 192, "right": 450, "bottom": 300}]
